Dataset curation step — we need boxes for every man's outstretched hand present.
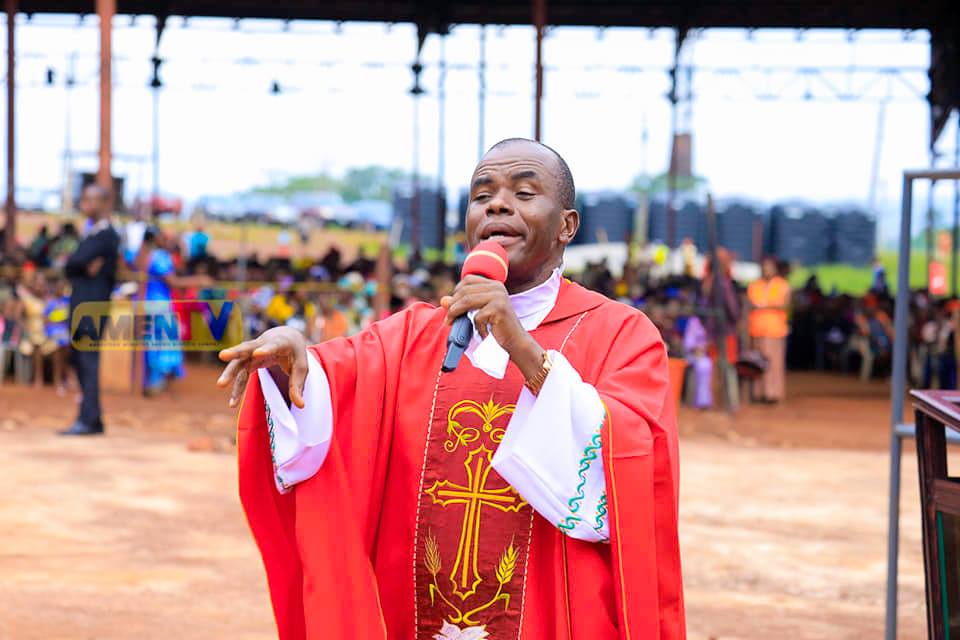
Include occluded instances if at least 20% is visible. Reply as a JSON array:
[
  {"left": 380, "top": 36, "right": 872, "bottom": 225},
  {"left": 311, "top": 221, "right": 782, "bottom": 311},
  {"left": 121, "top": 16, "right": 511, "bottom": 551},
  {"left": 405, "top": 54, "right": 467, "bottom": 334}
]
[{"left": 217, "top": 326, "right": 309, "bottom": 409}]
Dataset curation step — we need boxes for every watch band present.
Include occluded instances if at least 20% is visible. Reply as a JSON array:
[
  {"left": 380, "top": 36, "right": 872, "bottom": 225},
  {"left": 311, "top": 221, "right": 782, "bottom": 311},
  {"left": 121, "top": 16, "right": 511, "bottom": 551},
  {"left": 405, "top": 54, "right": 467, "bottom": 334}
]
[{"left": 524, "top": 350, "right": 554, "bottom": 396}]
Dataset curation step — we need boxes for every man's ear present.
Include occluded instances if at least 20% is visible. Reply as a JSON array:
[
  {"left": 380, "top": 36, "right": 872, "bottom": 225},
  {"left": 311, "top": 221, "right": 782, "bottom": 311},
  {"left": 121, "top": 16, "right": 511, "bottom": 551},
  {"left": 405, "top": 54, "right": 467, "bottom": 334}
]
[{"left": 559, "top": 209, "right": 580, "bottom": 245}]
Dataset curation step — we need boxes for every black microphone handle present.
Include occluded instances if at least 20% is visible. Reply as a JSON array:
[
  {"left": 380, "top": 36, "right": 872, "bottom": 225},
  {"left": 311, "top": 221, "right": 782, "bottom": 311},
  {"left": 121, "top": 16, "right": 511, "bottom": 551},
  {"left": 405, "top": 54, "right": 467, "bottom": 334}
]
[{"left": 442, "top": 314, "right": 474, "bottom": 372}]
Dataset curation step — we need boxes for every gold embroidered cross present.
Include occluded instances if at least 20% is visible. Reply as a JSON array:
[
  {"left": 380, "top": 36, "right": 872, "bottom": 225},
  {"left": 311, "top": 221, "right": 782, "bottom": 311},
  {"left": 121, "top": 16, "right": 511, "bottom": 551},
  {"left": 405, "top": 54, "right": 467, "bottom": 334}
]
[{"left": 424, "top": 445, "right": 527, "bottom": 600}]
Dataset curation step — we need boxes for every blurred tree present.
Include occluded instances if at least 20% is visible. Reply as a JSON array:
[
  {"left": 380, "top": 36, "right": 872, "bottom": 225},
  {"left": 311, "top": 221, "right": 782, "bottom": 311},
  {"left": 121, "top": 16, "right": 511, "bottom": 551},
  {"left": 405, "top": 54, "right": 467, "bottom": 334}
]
[
  {"left": 629, "top": 171, "right": 708, "bottom": 195},
  {"left": 253, "top": 173, "right": 342, "bottom": 195},
  {"left": 249, "top": 166, "right": 413, "bottom": 202},
  {"left": 341, "top": 166, "right": 410, "bottom": 202}
]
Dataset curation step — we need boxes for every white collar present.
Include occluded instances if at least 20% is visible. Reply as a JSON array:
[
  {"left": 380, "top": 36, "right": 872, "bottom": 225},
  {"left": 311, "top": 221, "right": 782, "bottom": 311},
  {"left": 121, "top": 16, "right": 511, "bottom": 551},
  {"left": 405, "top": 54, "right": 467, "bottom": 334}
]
[
  {"left": 508, "top": 267, "right": 562, "bottom": 329},
  {"left": 85, "top": 218, "right": 112, "bottom": 237},
  {"left": 465, "top": 267, "right": 562, "bottom": 379}
]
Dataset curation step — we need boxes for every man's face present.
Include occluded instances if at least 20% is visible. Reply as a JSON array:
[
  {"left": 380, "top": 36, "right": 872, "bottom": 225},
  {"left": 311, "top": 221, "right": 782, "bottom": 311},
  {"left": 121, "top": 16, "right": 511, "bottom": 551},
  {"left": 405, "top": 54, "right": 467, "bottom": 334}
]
[
  {"left": 79, "top": 187, "right": 106, "bottom": 219},
  {"left": 465, "top": 142, "right": 577, "bottom": 291},
  {"left": 762, "top": 259, "right": 777, "bottom": 279}
]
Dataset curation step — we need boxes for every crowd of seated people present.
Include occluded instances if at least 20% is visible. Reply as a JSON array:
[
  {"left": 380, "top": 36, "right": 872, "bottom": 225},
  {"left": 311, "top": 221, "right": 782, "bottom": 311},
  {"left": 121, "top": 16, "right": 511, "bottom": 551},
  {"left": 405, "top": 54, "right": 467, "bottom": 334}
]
[{"left": 1, "top": 221, "right": 957, "bottom": 407}]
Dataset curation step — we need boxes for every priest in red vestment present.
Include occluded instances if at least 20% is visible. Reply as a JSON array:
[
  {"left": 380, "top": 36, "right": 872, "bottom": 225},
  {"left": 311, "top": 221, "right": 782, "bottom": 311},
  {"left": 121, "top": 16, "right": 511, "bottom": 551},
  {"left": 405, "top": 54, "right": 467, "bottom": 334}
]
[{"left": 219, "top": 138, "right": 685, "bottom": 640}]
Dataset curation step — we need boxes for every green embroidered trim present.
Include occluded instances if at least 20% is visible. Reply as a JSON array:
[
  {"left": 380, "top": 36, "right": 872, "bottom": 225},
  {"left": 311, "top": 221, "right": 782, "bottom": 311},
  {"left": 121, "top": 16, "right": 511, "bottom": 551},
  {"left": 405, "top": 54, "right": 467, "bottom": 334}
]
[
  {"left": 593, "top": 491, "right": 608, "bottom": 538},
  {"left": 264, "top": 399, "right": 289, "bottom": 492},
  {"left": 567, "top": 431, "right": 602, "bottom": 514},
  {"left": 558, "top": 413, "right": 608, "bottom": 534}
]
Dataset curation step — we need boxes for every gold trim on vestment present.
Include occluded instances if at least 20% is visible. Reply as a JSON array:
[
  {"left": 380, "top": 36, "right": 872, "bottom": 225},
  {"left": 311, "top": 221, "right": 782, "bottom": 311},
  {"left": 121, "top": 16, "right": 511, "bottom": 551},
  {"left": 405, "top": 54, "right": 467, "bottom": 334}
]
[
  {"left": 412, "top": 367, "right": 446, "bottom": 636},
  {"left": 601, "top": 400, "right": 632, "bottom": 640}
]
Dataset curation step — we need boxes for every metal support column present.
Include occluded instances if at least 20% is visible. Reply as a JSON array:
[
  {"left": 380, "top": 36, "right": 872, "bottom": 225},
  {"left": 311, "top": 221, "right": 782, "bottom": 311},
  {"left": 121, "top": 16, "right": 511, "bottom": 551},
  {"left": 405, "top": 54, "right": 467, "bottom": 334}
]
[
  {"left": 96, "top": 0, "right": 114, "bottom": 194},
  {"left": 884, "top": 173, "right": 914, "bottom": 640},
  {"left": 953, "top": 120, "right": 959, "bottom": 296},
  {"left": 884, "top": 168, "right": 960, "bottom": 640},
  {"left": 4, "top": 0, "right": 14, "bottom": 255},
  {"left": 478, "top": 25, "right": 486, "bottom": 160},
  {"left": 532, "top": 0, "right": 545, "bottom": 142},
  {"left": 437, "top": 33, "right": 447, "bottom": 253},
  {"left": 409, "top": 58, "right": 424, "bottom": 255},
  {"left": 927, "top": 175, "right": 936, "bottom": 278},
  {"left": 61, "top": 52, "right": 76, "bottom": 214},
  {"left": 868, "top": 100, "right": 888, "bottom": 215},
  {"left": 411, "top": 97, "right": 421, "bottom": 255},
  {"left": 666, "top": 28, "right": 683, "bottom": 249},
  {"left": 150, "top": 17, "right": 165, "bottom": 215}
]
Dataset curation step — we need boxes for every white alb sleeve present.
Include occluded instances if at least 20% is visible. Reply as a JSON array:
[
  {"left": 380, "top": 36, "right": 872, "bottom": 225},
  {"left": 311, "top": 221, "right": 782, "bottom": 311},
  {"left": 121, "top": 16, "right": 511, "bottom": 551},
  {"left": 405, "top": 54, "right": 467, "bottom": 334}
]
[
  {"left": 491, "top": 351, "right": 610, "bottom": 542},
  {"left": 257, "top": 351, "right": 334, "bottom": 494}
]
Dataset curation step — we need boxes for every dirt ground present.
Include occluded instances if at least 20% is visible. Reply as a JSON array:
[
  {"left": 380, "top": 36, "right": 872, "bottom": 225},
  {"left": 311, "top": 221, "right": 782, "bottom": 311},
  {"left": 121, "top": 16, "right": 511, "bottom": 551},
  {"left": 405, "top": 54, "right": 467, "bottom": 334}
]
[{"left": 0, "top": 367, "right": 929, "bottom": 639}]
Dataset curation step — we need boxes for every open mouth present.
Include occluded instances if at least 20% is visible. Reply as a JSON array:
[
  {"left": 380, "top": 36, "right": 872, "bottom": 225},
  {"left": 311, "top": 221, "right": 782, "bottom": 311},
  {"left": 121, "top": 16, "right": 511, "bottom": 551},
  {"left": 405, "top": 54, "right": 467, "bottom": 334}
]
[
  {"left": 486, "top": 233, "right": 522, "bottom": 243},
  {"left": 480, "top": 225, "right": 524, "bottom": 243}
]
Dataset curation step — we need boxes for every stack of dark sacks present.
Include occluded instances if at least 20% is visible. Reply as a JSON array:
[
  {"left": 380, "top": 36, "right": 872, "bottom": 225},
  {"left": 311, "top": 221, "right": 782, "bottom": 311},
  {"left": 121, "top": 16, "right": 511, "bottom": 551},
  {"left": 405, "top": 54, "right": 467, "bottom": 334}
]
[
  {"left": 576, "top": 192, "right": 637, "bottom": 246},
  {"left": 393, "top": 185, "right": 447, "bottom": 251},
  {"left": 647, "top": 196, "right": 707, "bottom": 250},
  {"left": 767, "top": 203, "right": 830, "bottom": 266},
  {"left": 715, "top": 199, "right": 763, "bottom": 262},
  {"left": 829, "top": 207, "right": 876, "bottom": 266}
]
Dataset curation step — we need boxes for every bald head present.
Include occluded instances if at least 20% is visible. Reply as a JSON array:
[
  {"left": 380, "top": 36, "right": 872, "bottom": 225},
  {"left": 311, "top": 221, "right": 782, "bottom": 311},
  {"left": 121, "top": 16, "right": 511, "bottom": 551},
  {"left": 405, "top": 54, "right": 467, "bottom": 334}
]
[
  {"left": 486, "top": 138, "right": 576, "bottom": 209},
  {"left": 466, "top": 137, "right": 580, "bottom": 293}
]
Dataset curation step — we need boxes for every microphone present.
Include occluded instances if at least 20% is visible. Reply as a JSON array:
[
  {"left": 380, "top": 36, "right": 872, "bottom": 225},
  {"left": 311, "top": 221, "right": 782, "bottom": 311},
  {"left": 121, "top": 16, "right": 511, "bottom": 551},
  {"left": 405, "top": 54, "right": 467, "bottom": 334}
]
[{"left": 442, "top": 240, "right": 509, "bottom": 372}]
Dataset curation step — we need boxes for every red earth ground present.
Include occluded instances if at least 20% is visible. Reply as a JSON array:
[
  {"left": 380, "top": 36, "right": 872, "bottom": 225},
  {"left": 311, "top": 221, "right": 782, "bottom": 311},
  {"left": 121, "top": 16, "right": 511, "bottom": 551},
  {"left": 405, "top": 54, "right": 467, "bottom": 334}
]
[{"left": 0, "top": 366, "right": 929, "bottom": 639}]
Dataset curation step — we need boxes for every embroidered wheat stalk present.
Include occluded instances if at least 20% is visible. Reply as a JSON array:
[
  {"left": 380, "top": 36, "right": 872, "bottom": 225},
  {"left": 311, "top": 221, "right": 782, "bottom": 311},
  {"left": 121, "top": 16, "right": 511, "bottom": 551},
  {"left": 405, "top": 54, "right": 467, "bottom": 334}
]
[
  {"left": 425, "top": 532, "right": 442, "bottom": 577},
  {"left": 495, "top": 541, "right": 518, "bottom": 585},
  {"left": 425, "top": 532, "right": 465, "bottom": 622},
  {"left": 459, "top": 539, "right": 519, "bottom": 625}
]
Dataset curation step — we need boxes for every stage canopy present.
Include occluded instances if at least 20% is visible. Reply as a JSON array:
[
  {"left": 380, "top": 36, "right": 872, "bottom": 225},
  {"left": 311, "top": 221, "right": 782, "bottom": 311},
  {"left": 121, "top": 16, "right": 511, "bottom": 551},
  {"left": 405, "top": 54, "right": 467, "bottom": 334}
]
[
  {"left": 10, "top": 1, "right": 957, "bottom": 29},
  {"left": 13, "top": 0, "right": 960, "bottom": 144}
]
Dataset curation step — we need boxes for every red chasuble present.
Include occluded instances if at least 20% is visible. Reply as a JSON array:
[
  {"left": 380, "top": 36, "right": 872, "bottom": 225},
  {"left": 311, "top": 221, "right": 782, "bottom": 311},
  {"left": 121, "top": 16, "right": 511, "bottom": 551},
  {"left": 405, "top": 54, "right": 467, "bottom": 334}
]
[{"left": 237, "top": 280, "right": 685, "bottom": 639}]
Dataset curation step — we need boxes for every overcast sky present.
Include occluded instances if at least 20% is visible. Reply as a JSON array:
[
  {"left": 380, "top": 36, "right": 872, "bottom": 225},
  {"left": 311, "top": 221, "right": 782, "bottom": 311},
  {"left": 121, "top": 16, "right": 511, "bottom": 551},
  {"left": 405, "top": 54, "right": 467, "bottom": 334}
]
[{"left": 5, "top": 15, "right": 960, "bottom": 241}]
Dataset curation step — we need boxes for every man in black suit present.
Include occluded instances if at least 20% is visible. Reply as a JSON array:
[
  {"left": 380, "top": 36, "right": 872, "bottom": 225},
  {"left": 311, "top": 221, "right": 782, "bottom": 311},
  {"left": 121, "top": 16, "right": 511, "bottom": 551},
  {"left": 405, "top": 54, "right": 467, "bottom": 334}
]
[{"left": 61, "top": 184, "right": 120, "bottom": 436}]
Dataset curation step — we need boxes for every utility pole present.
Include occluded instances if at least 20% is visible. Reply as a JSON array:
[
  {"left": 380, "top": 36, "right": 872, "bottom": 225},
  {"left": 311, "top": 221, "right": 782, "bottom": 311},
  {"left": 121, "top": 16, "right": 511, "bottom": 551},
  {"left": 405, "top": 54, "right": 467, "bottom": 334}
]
[
  {"left": 409, "top": 57, "right": 424, "bottom": 255},
  {"left": 150, "top": 17, "right": 165, "bottom": 216},
  {"left": 437, "top": 34, "right": 447, "bottom": 253},
  {"left": 4, "top": 0, "right": 15, "bottom": 255},
  {"left": 478, "top": 25, "right": 486, "bottom": 160},
  {"left": 97, "top": 0, "right": 115, "bottom": 201},
  {"left": 532, "top": 0, "right": 546, "bottom": 141}
]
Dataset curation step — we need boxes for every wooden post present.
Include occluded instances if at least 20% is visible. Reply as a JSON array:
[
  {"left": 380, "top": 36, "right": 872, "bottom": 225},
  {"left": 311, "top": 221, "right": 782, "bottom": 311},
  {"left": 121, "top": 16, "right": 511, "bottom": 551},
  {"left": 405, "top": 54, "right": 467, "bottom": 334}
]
[
  {"left": 752, "top": 217, "right": 764, "bottom": 263},
  {"left": 4, "top": 0, "right": 14, "bottom": 255},
  {"left": 97, "top": 0, "right": 114, "bottom": 194},
  {"left": 532, "top": 0, "right": 545, "bottom": 142},
  {"left": 373, "top": 242, "right": 391, "bottom": 321}
]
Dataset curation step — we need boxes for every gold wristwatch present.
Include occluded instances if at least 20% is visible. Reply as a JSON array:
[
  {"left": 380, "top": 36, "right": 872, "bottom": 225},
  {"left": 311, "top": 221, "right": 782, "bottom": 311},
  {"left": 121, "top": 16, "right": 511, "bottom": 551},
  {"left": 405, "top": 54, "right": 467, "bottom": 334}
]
[{"left": 524, "top": 350, "right": 554, "bottom": 396}]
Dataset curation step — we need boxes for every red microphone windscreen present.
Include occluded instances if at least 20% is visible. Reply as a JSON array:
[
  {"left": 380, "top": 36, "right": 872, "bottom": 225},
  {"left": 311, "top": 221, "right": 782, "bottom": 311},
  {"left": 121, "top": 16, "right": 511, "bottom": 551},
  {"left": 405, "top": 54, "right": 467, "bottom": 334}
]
[{"left": 461, "top": 240, "right": 509, "bottom": 283}]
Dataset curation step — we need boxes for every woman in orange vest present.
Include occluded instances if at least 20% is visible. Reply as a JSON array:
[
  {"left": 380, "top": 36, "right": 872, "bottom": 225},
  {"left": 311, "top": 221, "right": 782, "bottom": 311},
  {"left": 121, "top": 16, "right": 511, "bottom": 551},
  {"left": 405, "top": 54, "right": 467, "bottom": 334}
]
[{"left": 748, "top": 256, "right": 791, "bottom": 403}]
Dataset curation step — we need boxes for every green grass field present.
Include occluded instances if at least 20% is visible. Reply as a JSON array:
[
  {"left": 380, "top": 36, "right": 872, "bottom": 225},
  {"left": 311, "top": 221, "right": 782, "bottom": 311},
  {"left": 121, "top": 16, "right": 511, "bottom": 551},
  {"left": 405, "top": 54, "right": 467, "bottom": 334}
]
[
  {"left": 787, "top": 250, "right": 952, "bottom": 295},
  {"left": 9, "top": 210, "right": 386, "bottom": 262}
]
